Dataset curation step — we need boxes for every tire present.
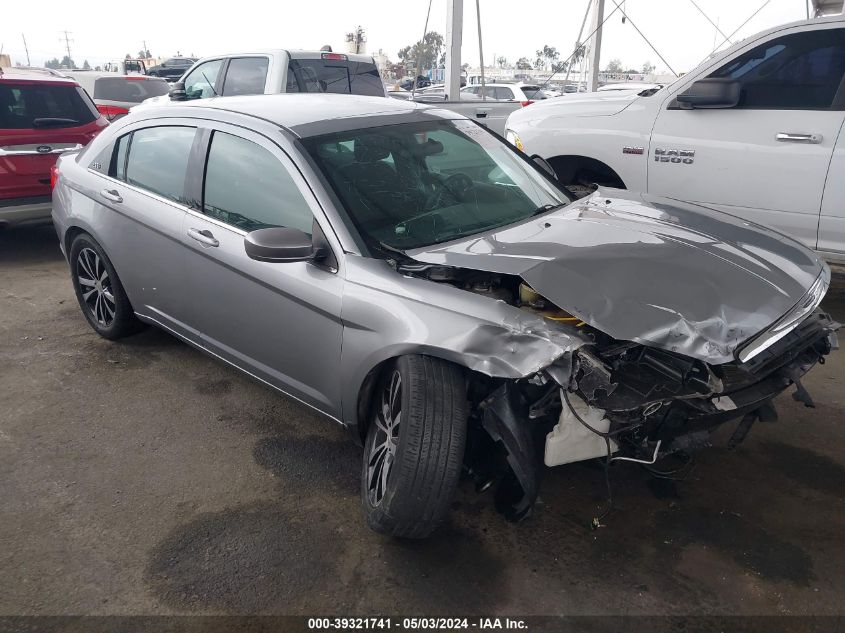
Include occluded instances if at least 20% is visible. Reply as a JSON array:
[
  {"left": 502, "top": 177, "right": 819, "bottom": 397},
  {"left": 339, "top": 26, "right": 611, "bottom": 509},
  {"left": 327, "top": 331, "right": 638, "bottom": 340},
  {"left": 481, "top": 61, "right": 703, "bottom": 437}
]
[
  {"left": 362, "top": 355, "right": 468, "bottom": 539},
  {"left": 69, "top": 233, "right": 143, "bottom": 340}
]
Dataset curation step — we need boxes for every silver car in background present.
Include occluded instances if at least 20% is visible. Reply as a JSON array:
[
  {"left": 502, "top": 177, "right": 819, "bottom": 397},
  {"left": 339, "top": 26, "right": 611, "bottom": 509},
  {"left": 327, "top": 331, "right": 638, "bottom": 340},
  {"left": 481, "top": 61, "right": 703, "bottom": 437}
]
[{"left": 51, "top": 94, "right": 838, "bottom": 538}]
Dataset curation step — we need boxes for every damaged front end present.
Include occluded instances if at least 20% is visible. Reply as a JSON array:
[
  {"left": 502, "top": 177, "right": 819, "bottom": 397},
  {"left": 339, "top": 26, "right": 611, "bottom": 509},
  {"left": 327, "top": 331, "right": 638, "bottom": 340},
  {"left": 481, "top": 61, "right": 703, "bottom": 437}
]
[{"left": 399, "top": 260, "right": 840, "bottom": 522}]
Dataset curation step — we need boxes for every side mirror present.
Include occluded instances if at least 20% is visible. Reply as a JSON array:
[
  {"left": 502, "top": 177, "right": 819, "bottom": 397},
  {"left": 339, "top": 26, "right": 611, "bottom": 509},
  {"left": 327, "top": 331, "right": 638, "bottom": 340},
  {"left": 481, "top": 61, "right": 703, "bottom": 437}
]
[
  {"left": 244, "top": 227, "right": 317, "bottom": 263},
  {"left": 533, "top": 156, "right": 557, "bottom": 179},
  {"left": 676, "top": 79, "right": 740, "bottom": 109},
  {"left": 160, "top": 62, "right": 167, "bottom": 68},
  {"left": 169, "top": 81, "right": 187, "bottom": 101}
]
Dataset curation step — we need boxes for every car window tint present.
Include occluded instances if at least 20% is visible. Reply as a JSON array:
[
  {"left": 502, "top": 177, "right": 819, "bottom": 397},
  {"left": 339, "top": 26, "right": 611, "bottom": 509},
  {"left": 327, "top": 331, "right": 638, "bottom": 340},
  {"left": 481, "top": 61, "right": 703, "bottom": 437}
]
[
  {"left": 222, "top": 57, "right": 269, "bottom": 96},
  {"left": 286, "top": 58, "right": 384, "bottom": 96},
  {"left": 709, "top": 28, "right": 845, "bottom": 109},
  {"left": 94, "top": 77, "right": 169, "bottom": 102},
  {"left": 0, "top": 84, "right": 97, "bottom": 129},
  {"left": 124, "top": 126, "right": 195, "bottom": 203},
  {"left": 114, "top": 133, "right": 130, "bottom": 180},
  {"left": 183, "top": 59, "right": 223, "bottom": 100},
  {"left": 495, "top": 87, "right": 514, "bottom": 100},
  {"left": 202, "top": 131, "right": 313, "bottom": 234}
]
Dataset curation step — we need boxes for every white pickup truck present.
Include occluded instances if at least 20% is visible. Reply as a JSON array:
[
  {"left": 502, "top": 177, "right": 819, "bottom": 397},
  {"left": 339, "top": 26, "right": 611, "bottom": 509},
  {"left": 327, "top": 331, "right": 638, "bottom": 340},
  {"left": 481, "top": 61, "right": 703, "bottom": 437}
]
[{"left": 505, "top": 16, "right": 845, "bottom": 264}]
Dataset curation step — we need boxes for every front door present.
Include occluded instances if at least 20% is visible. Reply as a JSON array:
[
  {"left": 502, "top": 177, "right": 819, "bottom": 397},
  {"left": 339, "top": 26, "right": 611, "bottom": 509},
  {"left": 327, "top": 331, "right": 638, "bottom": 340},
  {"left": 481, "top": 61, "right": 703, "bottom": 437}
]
[
  {"left": 181, "top": 124, "right": 345, "bottom": 417},
  {"left": 649, "top": 25, "right": 845, "bottom": 249}
]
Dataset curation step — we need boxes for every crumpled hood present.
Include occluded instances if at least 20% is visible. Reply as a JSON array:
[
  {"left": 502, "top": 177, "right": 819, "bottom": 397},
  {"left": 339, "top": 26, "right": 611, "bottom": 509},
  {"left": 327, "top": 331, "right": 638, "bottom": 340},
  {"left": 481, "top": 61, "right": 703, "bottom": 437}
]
[{"left": 407, "top": 190, "right": 826, "bottom": 364}]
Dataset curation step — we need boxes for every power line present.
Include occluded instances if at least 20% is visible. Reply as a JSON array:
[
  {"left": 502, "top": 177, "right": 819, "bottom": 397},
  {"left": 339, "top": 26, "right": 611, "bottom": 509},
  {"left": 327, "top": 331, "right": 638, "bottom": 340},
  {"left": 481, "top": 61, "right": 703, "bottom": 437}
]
[
  {"left": 688, "top": 0, "right": 732, "bottom": 46},
  {"left": 59, "top": 30, "right": 74, "bottom": 65},
  {"left": 709, "top": 0, "right": 772, "bottom": 56},
  {"left": 608, "top": 0, "right": 678, "bottom": 76},
  {"left": 21, "top": 33, "right": 30, "bottom": 66}
]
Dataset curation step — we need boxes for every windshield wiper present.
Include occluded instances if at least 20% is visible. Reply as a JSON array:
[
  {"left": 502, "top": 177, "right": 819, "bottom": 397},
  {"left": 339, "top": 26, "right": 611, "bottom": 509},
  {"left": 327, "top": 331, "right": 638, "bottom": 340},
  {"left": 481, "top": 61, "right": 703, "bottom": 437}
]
[
  {"left": 33, "top": 118, "right": 79, "bottom": 128},
  {"left": 530, "top": 202, "right": 568, "bottom": 217}
]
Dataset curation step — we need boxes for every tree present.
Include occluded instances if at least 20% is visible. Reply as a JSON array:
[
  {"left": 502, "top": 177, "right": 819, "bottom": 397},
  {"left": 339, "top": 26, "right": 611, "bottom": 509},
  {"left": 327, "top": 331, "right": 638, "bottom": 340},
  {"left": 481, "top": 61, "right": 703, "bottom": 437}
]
[
  {"left": 642, "top": 61, "right": 656, "bottom": 75},
  {"left": 397, "top": 31, "right": 445, "bottom": 71},
  {"left": 496, "top": 56, "right": 507, "bottom": 68},
  {"left": 515, "top": 57, "right": 533, "bottom": 71},
  {"left": 60, "top": 55, "right": 75, "bottom": 69},
  {"left": 94, "top": 65, "right": 102, "bottom": 71},
  {"left": 82, "top": 59, "right": 91, "bottom": 70},
  {"left": 534, "top": 45, "right": 560, "bottom": 71},
  {"left": 604, "top": 58, "right": 623, "bottom": 73},
  {"left": 44, "top": 58, "right": 61, "bottom": 69}
]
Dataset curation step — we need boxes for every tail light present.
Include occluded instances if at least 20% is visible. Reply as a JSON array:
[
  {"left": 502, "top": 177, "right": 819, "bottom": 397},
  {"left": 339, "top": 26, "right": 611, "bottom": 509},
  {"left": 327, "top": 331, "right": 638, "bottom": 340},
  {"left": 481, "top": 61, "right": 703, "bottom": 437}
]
[
  {"left": 96, "top": 104, "right": 130, "bottom": 120},
  {"left": 520, "top": 100, "right": 534, "bottom": 107},
  {"left": 50, "top": 164, "right": 59, "bottom": 190}
]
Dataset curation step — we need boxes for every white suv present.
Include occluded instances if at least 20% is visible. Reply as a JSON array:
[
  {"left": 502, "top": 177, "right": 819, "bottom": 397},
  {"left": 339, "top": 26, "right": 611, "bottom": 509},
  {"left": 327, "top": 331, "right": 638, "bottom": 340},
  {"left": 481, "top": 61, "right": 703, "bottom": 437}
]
[{"left": 462, "top": 83, "right": 549, "bottom": 105}]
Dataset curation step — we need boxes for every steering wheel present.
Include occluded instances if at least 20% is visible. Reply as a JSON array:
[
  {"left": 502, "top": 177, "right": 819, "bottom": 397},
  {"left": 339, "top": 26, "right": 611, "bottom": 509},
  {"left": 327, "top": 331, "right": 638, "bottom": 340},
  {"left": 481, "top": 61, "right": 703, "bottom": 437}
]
[{"left": 425, "top": 172, "right": 475, "bottom": 211}]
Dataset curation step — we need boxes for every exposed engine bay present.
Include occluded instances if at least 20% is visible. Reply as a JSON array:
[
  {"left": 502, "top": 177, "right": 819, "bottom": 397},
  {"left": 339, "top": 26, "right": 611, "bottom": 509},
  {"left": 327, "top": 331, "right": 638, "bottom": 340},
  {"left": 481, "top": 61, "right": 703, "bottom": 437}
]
[{"left": 395, "top": 259, "right": 840, "bottom": 521}]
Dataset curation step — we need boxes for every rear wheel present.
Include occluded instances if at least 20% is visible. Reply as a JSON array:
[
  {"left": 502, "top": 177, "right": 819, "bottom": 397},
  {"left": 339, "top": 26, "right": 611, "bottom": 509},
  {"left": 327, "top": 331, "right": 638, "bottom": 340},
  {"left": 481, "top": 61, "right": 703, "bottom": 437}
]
[
  {"left": 362, "top": 355, "right": 468, "bottom": 539},
  {"left": 69, "top": 233, "right": 142, "bottom": 340}
]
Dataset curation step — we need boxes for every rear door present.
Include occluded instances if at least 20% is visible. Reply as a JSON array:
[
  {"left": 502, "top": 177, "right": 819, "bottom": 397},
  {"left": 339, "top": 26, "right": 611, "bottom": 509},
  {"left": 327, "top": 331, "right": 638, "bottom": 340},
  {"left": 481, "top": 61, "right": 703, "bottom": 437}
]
[
  {"left": 87, "top": 123, "right": 199, "bottom": 339},
  {"left": 649, "top": 25, "right": 845, "bottom": 248},
  {"left": 181, "top": 122, "right": 345, "bottom": 416},
  {"left": 0, "top": 80, "right": 104, "bottom": 202}
]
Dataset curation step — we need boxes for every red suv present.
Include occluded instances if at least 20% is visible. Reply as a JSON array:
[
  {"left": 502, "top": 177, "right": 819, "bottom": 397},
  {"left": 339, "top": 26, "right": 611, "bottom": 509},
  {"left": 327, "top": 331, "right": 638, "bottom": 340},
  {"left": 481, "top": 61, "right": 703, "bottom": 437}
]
[{"left": 0, "top": 67, "right": 107, "bottom": 227}]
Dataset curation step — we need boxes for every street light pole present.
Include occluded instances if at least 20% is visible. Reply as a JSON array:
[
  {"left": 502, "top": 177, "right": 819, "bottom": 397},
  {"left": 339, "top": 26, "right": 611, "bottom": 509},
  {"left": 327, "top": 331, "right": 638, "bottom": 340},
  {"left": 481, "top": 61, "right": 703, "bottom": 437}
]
[{"left": 445, "top": 0, "right": 463, "bottom": 100}]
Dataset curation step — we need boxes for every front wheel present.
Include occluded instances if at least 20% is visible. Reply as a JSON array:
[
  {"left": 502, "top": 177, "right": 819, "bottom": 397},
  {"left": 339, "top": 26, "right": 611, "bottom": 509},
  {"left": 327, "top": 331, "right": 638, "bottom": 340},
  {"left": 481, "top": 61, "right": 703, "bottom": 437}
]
[{"left": 362, "top": 355, "right": 468, "bottom": 539}]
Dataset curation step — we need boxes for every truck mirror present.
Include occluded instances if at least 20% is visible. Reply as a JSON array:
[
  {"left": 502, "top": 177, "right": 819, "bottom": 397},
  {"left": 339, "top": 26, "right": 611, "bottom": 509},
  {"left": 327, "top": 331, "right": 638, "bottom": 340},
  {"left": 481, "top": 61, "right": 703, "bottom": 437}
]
[{"left": 676, "top": 79, "right": 740, "bottom": 109}]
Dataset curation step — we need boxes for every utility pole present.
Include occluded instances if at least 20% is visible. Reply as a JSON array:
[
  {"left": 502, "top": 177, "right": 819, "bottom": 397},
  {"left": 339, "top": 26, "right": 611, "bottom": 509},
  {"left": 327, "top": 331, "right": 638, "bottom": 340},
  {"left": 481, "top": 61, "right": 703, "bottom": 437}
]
[
  {"left": 142, "top": 40, "right": 148, "bottom": 57},
  {"left": 444, "top": 0, "right": 463, "bottom": 100},
  {"left": 587, "top": 0, "right": 605, "bottom": 91},
  {"left": 21, "top": 33, "right": 30, "bottom": 66},
  {"left": 59, "top": 30, "right": 74, "bottom": 67}
]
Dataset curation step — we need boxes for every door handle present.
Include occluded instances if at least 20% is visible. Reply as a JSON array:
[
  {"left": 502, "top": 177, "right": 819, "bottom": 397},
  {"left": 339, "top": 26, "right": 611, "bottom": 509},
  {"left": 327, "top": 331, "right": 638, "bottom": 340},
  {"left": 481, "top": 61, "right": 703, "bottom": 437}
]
[
  {"left": 776, "top": 132, "right": 822, "bottom": 144},
  {"left": 100, "top": 189, "right": 123, "bottom": 203},
  {"left": 187, "top": 228, "right": 219, "bottom": 247},
  {"left": 475, "top": 109, "right": 489, "bottom": 119}
]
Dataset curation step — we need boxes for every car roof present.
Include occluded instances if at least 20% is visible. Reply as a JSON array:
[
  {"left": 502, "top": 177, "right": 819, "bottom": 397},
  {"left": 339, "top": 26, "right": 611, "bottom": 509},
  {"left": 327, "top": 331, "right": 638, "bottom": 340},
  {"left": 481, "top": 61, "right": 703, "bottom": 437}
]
[
  {"left": 192, "top": 50, "right": 375, "bottom": 63},
  {"left": 137, "top": 93, "right": 462, "bottom": 137},
  {"left": 0, "top": 67, "right": 78, "bottom": 85}
]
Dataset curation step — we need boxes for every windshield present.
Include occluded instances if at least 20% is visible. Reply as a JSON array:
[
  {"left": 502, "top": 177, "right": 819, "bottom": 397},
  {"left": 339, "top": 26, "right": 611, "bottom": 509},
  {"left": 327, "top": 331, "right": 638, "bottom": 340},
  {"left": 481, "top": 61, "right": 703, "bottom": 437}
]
[{"left": 303, "top": 119, "right": 570, "bottom": 250}]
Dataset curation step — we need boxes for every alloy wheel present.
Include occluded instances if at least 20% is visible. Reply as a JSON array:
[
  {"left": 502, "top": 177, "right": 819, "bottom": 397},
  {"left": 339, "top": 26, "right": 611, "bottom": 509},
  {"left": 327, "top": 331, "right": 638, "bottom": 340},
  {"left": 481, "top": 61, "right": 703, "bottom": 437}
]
[
  {"left": 76, "top": 247, "right": 115, "bottom": 327},
  {"left": 367, "top": 369, "right": 402, "bottom": 506}
]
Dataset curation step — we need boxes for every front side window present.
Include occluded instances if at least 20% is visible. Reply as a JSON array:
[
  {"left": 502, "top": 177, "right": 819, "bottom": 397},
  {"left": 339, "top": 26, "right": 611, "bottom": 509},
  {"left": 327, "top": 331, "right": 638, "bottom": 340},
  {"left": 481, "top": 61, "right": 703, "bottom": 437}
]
[
  {"left": 202, "top": 131, "right": 313, "bottom": 234},
  {"left": 183, "top": 60, "right": 224, "bottom": 100},
  {"left": 303, "top": 120, "right": 569, "bottom": 250},
  {"left": 708, "top": 28, "right": 845, "bottom": 109},
  {"left": 123, "top": 126, "right": 196, "bottom": 203},
  {"left": 222, "top": 57, "right": 269, "bottom": 96}
]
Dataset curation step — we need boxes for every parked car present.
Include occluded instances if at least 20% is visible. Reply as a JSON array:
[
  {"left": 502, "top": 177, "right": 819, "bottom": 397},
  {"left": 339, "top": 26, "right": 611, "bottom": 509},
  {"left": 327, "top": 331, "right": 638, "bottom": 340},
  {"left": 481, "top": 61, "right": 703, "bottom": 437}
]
[
  {"left": 0, "top": 67, "right": 107, "bottom": 227},
  {"left": 135, "top": 50, "right": 385, "bottom": 110},
  {"left": 462, "top": 82, "right": 549, "bottom": 105},
  {"left": 63, "top": 71, "right": 170, "bottom": 120},
  {"left": 505, "top": 16, "right": 845, "bottom": 264},
  {"left": 145, "top": 57, "right": 197, "bottom": 80},
  {"left": 52, "top": 94, "right": 838, "bottom": 538},
  {"left": 399, "top": 75, "right": 432, "bottom": 91}
]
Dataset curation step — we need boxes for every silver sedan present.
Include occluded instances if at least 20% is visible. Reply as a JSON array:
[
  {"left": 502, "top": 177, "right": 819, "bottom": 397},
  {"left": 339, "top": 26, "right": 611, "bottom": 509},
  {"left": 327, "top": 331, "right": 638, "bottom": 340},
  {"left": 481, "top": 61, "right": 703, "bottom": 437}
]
[{"left": 52, "top": 94, "right": 839, "bottom": 537}]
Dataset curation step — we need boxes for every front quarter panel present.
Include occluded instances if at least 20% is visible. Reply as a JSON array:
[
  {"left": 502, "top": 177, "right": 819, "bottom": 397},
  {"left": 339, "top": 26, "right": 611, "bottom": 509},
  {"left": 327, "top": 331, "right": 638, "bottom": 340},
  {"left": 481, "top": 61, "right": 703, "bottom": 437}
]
[{"left": 339, "top": 255, "right": 591, "bottom": 430}]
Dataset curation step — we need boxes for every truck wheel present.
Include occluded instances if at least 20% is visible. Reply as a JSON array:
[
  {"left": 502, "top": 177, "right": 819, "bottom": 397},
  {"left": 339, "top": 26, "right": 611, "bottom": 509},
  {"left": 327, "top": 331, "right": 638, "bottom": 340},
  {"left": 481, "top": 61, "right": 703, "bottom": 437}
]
[
  {"left": 69, "top": 233, "right": 143, "bottom": 340},
  {"left": 362, "top": 355, "right": 468, "bottom": 539}
]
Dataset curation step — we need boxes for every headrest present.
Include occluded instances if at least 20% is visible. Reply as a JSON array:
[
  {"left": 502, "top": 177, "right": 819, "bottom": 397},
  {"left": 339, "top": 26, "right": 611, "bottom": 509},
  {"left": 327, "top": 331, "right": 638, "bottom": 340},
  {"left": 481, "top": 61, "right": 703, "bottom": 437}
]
[{"left": 354, "top": 135, "right": 392, "bottom": 162}]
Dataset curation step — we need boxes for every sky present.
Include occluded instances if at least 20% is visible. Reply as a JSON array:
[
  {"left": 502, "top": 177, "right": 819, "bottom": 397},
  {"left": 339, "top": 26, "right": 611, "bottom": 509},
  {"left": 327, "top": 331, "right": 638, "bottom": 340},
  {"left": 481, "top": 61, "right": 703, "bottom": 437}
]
[{"left": 0, "top": 0, "right": 815, "bottom": 75}]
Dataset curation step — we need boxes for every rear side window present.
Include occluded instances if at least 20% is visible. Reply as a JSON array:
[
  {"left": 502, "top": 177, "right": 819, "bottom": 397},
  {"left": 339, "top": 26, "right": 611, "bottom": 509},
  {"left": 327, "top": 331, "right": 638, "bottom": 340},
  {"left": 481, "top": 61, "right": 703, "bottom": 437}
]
[
  {"left": 202, "top": 131, "right": 313, "bottom": 234},
  {"left": 0, "top": 83, "right": 97, "bottom": 129},
  {"left": 709, "top": 28, "right": 845, "bottom": 109},
  {"left": 494, "top": 87, "right": 515, "bottom": 100},
  {"left": 123, "top": 126, "right": 196, "bottom": 203},
  {"left": 222, "top": 57, "right": 269, "bottom": 96},
  {"left": 286, "top": 58, "right": 383, "bottom": 96},
  {"left": 93, "top": 77, "right": 169, "bottom": 103}
]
